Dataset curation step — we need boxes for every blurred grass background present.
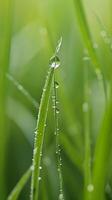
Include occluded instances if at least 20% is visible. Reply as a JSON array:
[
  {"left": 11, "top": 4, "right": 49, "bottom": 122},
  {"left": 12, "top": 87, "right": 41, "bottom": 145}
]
[{"left": 0, "top": 0, "right": 112, "bottom": 199}]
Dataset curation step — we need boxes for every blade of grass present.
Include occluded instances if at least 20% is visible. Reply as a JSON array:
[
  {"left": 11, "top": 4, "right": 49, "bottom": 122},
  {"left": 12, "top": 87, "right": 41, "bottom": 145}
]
[
  {"left": 7, "top": 166, "right": 32, "bottom": 200},
  {"left": 83, "top": 55, "right": 92, "bottom": 200},
  {"left": 6, "top": 73, "right": 39, "bottom": 109},
  {"left": 73, "top": 0, "right": 107, "bottom": 102},
  {"left": 92, "top": 102, "right": 112, "bottom": 200},
  {"left": 30, "top": 39, "right": 61, "bottom": 200},
  {"left": 0, "top": 0, "right": 13, "bottom": 198}
]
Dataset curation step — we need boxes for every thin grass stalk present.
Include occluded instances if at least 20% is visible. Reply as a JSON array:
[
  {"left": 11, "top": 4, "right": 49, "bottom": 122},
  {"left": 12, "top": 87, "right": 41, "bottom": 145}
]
[
  {"left": 7, "top": 166, "right": 32, "bottom": 200},
  {"left": 83, "top": 56, "right": 92, "bottom": 200},
  {"left": 53, "top": 76, "right": 64, "bottom": 200}
]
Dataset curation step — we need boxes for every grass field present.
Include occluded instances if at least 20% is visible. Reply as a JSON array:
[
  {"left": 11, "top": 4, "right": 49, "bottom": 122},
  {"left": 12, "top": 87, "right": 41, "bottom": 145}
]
[{"left": 0, "top": 0, "right": 112, "bottom": 199}]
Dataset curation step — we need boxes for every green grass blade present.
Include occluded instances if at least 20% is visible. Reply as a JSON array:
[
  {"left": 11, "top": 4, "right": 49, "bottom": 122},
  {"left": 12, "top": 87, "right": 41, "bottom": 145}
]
[
  {"left": 6, "top": 73, "right": 39, "bottom": 108},
  {"left": 73, "top": 0, "right": 98, "bottom": 69},
  {"left": 83, "top": 57, "right": 92, "bottom": 200},
  {"left": 73, "top": 0, "right": 107, "bottom": 102},
  {"left": 30, "top": 67, "right": 54, "bottom": 200},
  {"left": 92, "top": 102, "right": 112, "bottom": 200},
  {"left": 7, "top": 167, "right": 32, "bottom": 200},
  {"left": 0, "top": 0, "right": 13, "bottom": 198},
  {"left": 30, "top": 41, "right": 62, "bottom": 199}
]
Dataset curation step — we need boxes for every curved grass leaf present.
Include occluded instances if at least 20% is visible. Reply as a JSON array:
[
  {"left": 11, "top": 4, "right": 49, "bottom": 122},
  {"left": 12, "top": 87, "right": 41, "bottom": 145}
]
[
  {"left": 30, "top": 67, "right": 55, "bottom": 200},
  {"left": 7, "top": 166, "right": 32, "bottom": 200}
]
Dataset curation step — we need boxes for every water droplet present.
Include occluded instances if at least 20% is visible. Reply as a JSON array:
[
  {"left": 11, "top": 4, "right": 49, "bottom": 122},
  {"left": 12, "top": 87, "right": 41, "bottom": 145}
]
[
  {"left": 31, "top": 165, "right": 34, "bottom": 171},
  {"left": 55, "top": 81, "right": 59, "bottom": 89},
  {"left": 43, "top": 88, "right": 46, "bottom": 92},
  {"left": 38, "top": 177, "right": 41, "bottom": 181},
  {"left": 34, "top": 148, "right": 37, "bottom": 155},
  {"left": 82, "top": 102, "right": 89, "bottom": 112},
  {"left": 56, "top": 108, "right": 60, "bottom": 114},
  {"left": 59, "top": 193, "right": 64, "bottom": 200},
  {"left": 87, "top": 184, "right": 94, "bottom": 192},
  {"left": 49, "top": 56, "right": 60, "bottom": 69},
  {"left": 39, "top": 166, "right": 42, "bottom": 170}
]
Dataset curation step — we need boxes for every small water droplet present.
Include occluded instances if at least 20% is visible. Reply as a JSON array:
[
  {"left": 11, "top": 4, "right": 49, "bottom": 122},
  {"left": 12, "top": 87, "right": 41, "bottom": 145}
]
[
  {"left": 55, "top": 81, "right": 59, "bottom": 89},
  {"left": 34, "top": 148, "right": 37, "bottom": 155},
  {"left": 59, "top": 193, "right": 64, "bottom": 200},
  {"left": 31, "top": 165, "right": 34, "bottom": 171},
  {"left": 39, "top": 166, "right": 42, "bottom": 170},
  {"left": 82, "top": 102, "right": 89, "bottom": 112},
  {"left": 43, "top": 88, "right": 46, "bottom": 92},
  {"left": 38, "top": 177, "right": 41, "bottom": 181},
  {"left": 87, "top": 184, "right": 94, "bottom": 192},
  {"left": 56, "top": 108, "right": 60, "bottom": 114},
  {"left": 49, "top": 56, "right": 60, "bottom": 69}
]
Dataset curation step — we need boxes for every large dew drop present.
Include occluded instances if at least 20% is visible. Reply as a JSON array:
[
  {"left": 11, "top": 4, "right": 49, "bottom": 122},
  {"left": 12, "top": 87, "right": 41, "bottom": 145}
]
[{"left": 49, "top": 56, "right": 60, "bottom": 69}]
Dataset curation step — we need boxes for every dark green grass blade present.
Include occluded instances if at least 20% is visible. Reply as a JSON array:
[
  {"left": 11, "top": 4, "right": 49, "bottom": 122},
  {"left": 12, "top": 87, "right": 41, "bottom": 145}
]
[
  {"left": 92, "top": 102, "right": 112, "bottom": 200},
  {"left": 7, "top": 167, "right": 32, "bottom": 200}
]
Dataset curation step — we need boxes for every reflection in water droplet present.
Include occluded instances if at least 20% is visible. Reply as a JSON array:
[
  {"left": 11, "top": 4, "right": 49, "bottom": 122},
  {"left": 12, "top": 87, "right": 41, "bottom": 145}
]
[
  {"left": 87, "top": 184, "right": 94, "bottom": 192},
  {"left": 49, "top": 56, "right": 60, "bottom": 69}
]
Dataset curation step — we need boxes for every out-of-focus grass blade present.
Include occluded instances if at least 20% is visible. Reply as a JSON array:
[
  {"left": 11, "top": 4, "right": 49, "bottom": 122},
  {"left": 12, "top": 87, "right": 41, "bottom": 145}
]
[
  {"left": 83, "top": 57, "right": 92, "bottom": 200},
  {"left": 6, "top": 73, "right": 39, "bottom": 108},
  {"left": 60, "top": 135, "right": 82, "bottom": 172},
  {"left": 73, "top": 0, "right": 107, "bottom": 101},
  {"left": 7, "top": 166, "right": 32, "bottom": 200},
  {"left": 73, "top": 0, "right": 98, "bottom": 69},
  {"left": 92, "top": 102, "right": 112, "bottom": 200},
  {"left": 0, "top": 0, "right": 13, "bottom": 198}
]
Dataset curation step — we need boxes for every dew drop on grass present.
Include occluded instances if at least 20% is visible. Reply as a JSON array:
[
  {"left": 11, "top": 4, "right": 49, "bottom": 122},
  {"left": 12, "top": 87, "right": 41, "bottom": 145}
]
[
  {"left": 55, "top": 81, "right": 59, "bottom": 89},
  {"left": 38, "top": 177, "right": 41, "bottom": 181},
  {"left": 56, "top": 108, "right": 60, "bottom": 114},
  {"left": 59, "top": 193, "right": 64, "bottom": 200},
  {"left": 87, "top": 184, "right": 94, "bottom": 192},
  {"left": 31, "top": 165, "right": 34, "bottom": 171},
  {"left": 39, "top": 166, "right": 42, "bottom": 170},
  {"left": 49, "top": 56, "right": 60, "bottom": 69}
]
